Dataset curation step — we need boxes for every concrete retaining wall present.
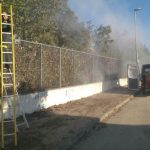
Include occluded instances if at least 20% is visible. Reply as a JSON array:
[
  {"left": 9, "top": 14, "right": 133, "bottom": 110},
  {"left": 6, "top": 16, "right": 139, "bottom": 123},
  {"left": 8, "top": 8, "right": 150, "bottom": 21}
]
[{"left": 3, "top": 78, "right": 127, "bottom": 118}]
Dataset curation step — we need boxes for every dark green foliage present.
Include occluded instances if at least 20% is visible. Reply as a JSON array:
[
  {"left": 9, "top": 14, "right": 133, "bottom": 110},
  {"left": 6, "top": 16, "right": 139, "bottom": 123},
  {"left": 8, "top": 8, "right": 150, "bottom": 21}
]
[
  {"left": 4, "top": 0, "right": 57, "bottom": 44},
  {"left": 2, "top": 0, "right": 90, "bottom": 50}
]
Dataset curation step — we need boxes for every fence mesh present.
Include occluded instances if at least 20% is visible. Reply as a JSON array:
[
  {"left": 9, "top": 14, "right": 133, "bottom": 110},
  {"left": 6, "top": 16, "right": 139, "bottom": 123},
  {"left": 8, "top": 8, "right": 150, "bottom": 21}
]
[
  {"left": 42, "top": 45, "right": 60, "bottom": 90},
  {"left": 61, "top": 48, "right": 74, "bottom": 87},
  {"left": 14, "top": 40, "right": 121, "bottom": 94},
  {"left": 73, "top": 52, "right": 93, "bottom": 85},
  {"left": 15, "top": 41, "right": 41, "bottom": 94}
]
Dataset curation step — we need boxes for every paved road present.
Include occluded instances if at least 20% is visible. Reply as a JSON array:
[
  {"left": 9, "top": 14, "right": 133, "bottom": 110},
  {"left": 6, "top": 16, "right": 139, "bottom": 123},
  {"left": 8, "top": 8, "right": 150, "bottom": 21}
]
[{"left": 73, "top": 95, "right": 150, "bottom": 150}]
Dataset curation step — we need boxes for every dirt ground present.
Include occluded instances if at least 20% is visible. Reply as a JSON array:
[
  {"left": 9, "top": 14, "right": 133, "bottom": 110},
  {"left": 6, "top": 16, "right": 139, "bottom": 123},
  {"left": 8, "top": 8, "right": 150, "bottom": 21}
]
[{"left": 2, "top": 87, "right": 133, "bottom": 150}]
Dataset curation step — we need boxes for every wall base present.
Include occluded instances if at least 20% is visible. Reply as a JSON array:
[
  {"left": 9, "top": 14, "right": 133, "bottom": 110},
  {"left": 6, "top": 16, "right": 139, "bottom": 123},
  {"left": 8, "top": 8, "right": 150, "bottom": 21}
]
[{"left": 2, "top": 78, "right": 127, "bottom": 119}]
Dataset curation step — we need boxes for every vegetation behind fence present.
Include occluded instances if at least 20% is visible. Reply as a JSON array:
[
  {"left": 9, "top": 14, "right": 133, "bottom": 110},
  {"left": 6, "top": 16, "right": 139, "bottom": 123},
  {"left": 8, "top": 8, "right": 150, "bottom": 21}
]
[{"left": 15, "top": 40, "right": 121, "bottom": 94}]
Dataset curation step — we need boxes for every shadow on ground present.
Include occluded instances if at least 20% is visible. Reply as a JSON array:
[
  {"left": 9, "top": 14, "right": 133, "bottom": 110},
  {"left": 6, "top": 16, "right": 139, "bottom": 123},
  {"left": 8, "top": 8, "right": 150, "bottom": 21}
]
[
  {"left": 3, "top": 110, "right": 150, "bottom": 150},
  {"left": 2, "top": 111, "right": 100, "bottom": 150},
  {"left": 71, "top": 122, "right": 150, "bottom": 150},
  {"left": 134, "top": 90, "right": 150, "bottom": 97},
  {"left": 1, "top": 86, "right": 135, "bottom": 150},
  {"left": 104, "top": 86, "right": 134, "bottom": 95}
]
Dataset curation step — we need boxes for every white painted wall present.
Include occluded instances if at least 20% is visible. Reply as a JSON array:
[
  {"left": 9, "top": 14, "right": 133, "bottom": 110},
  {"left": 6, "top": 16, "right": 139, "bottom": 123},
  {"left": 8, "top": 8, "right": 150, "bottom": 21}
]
[{"left": 3, "top": 78, "right": 127, "bottom": 118}]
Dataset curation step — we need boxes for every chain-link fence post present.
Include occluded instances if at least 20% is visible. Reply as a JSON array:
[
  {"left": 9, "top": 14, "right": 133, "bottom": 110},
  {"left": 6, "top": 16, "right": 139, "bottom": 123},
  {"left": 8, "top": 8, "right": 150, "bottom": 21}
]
[
  {"left": 72, "top": 51, "right": 74, "bottom": 86},
  {"left": 59, "top": 48, "right": 62, "bottom": 88},
  {"left": 92, "top": 55, "right": 94, "bottom": 82},
  {"left": 40, "top": 44, "right": 43, "bottom": 90}
]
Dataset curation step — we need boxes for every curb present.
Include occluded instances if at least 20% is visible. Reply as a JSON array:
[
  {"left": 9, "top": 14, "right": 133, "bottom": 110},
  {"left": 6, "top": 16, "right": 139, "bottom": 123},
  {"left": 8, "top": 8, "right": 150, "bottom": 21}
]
[
  {"left": 100, "top": 95, "right": 134, "bottom": 122},
  {"left": 68, "top": 94, "right": 135, "bottom": 150},
  {"left": 58, "top": 93, "right": 136, "bottom": 150}
]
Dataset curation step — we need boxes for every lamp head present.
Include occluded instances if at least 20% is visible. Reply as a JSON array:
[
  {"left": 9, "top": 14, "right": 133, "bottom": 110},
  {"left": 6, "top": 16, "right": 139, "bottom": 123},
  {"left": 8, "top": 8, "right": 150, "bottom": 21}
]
[{"left": 134, "top": 8, "right": 142, "bottom": 12}]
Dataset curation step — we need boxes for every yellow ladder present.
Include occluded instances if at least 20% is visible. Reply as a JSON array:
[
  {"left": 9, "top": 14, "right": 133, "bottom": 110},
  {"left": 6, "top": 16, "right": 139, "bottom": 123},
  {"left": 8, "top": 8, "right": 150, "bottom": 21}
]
[
  {"left": 0, "top": 4, "right": 30, "bottom": 148},
  {"left": 0, "top": 4, "right": 17, "bottom": 148}
]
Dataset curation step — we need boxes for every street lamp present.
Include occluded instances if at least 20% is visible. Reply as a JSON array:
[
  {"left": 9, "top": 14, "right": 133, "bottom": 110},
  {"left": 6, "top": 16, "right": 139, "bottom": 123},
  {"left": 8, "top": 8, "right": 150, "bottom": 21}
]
[{"left": 134, "top": 8, "right": 142, "bottom": 69}]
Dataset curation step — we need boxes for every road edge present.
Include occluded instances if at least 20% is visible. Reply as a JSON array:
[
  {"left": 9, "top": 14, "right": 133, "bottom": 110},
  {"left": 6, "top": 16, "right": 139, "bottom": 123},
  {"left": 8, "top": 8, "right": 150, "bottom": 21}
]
[{"left": 100, "top": 95, "right": 135, "bottom": 122}]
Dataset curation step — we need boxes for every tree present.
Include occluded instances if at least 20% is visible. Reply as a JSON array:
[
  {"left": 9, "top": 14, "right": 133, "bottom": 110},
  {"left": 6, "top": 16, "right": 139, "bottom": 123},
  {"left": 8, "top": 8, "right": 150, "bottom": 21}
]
[
  {"left": 3, "top": 0, "right": 91, "bottom": 50},
  {"left": 55, "top": 0, "right": 91, "bottom": 51},
  {"left": 94, "top": 25, "right": 113, "bottom": 55},
  {"left": 4, "top": 0, "right": 60, "bottom": 44}
]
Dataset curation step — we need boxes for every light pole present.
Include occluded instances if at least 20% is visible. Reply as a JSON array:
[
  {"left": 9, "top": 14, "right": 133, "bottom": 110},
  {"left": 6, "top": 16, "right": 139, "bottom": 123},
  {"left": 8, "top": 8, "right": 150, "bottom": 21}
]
[{"left": 134, "top": 8, "right": 142, "bottom": 69}]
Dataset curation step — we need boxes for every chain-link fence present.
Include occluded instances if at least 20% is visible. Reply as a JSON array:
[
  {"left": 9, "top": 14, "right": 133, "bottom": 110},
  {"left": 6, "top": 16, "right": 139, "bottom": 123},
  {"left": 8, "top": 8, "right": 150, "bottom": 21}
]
[{"left": 15, "top": 40, "right": 121, "bottom": 94}]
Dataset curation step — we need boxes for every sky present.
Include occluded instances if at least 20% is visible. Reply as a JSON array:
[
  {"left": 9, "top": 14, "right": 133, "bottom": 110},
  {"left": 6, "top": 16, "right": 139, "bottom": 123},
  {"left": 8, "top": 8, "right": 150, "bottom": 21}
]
[{"left": 68, "top": 0, "right": 150, "bottom": 49}]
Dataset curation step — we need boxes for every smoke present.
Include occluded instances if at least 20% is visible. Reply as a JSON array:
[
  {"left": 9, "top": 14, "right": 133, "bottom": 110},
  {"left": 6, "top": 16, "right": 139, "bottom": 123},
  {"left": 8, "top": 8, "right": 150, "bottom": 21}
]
[{"left": 68, "top": 0, "right": 150, "bottom": 76}]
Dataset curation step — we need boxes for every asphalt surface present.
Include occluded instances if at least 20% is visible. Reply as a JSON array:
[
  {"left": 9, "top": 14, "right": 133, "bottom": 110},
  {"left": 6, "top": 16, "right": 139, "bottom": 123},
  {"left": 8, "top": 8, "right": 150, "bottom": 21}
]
[{"left": 72, "top": 94, "right": 150, "bottom": 150}]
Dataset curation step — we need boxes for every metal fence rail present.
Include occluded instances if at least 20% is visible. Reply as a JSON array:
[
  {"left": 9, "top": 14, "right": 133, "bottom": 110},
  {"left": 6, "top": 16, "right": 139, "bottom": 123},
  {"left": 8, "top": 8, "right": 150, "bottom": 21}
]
[{"left": 14, "top": 39, "right": 121, "bottom": 94}]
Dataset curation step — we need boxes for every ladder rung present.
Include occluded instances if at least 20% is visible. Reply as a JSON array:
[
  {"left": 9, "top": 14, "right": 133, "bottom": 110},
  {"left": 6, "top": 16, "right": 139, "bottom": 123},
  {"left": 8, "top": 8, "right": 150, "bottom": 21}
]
[
  {"left": 3, "top": 62, "right": 12, "bottom": 64},
  {"left": 4, "top": 133, "right": 15, "bottom": 137},
  {"left": 2, "top": 22, "right": 11, "bottom": 25},
  {"left": 3, "top": 76, "right": 11, "bottom": 79},
  {"left": 4, "top": 119, "right": 14, "bottom": 123},
  {"left": 3, "top": 52, "right": 12, "bottom": 54},
  {"left": 3, "top": 73, "right": 13, "bottom": 75},
  {"left": 4, "top": 84, "right": 13, "bottom": 87},
  {"left": 3, "top": 106, "right": 14, "bottom": 110},
  {"left": 2, "top": 32, "right": 11, "bottom": 35},
  {"left": 2, "top": 42, "right": 12, "bottom": 44},
  {"left": 2, "top": 13, "right": 11, "bottom": 17},
  {"left": 4, "top": 83, "right": 13, "bottom": 85},
  {"left": 3, "top": 95, "right": 16, "bottom": 98},
  {"left": 4, "top": 67, "right": 11, "bottom": 70},
  {"left": 2, "top": 107, "right": 8, "bottom": 110}
]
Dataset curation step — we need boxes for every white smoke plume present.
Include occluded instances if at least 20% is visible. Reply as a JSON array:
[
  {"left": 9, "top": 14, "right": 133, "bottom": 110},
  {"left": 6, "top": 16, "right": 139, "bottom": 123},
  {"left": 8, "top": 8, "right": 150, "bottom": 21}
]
[{"left": 68, "top": 0, "right": 150, "bottom": 75}]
